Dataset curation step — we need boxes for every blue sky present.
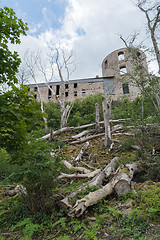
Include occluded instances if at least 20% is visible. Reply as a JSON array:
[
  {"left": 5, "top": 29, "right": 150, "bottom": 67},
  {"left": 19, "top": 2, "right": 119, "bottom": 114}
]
[
  {"left": 1, "top": 0, "right": 67, "bottom": 35},
  {"left": 0, "top": 0, "right": 159, "bottom": 81}
]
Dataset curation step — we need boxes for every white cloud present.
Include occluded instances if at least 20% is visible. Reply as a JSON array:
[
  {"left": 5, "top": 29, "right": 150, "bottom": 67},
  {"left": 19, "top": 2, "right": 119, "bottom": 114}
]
[{"left": 11, "top": 0, "right": 159, "bottom": 82}]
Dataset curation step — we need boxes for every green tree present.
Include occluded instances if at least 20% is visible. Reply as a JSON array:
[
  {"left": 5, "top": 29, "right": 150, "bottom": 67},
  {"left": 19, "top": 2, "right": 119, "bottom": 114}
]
[
  {"left": 0, "top": 6, "right": 28, "bottom": 86},
  {"left": 0, "top": 85, "right": 44, "bottom": 161},
  {"left": 68, "top": 94, "right": 104, "bottom": 127}
]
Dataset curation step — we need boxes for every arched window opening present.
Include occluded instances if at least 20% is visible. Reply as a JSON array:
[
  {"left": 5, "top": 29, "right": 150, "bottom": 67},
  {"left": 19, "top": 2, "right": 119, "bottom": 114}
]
[
  {"left": 136, "top": 51, "right": 141, "bottom": 58},
  {"left": 120, "top": 66, "right": 127, "bottom": 75},
  {"left": 118, "top": 52, "right": 124, "bottom": 61},
  {"left": 104, "top": 59, "right": 108, "bottom": 69}
]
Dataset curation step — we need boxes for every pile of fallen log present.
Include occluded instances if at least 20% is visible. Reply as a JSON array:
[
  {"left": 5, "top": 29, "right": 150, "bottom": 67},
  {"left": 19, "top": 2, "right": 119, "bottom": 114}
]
[
  {"left": 41, "top": 118, "right": 133, "bottom": 145},
  {"left": 57, "top": 157, "right": 140, "bottom": 217}
]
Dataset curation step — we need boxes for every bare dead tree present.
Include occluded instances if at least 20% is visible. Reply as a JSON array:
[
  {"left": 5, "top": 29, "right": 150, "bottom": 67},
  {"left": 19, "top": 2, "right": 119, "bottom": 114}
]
[
  {"left": 54, "top": 47, "right": 76, "bottom": 128},
  {"left": 136, "top": 0, "right": 160, "bottom": 73},
  {"left": 24, "top": 49, "right": 48, "bottom": 132},
  {"left": 17, "top": 64, "right": 30, "bottom": 85},
  {"left": 103, "top": 88, "right": 112, "bottom": 147},
  {"left": 120, "top": 34, "right": 160, "bottom": 115},
  {"left": 23, "top": 46, "right": 76, "bottom": 130}
]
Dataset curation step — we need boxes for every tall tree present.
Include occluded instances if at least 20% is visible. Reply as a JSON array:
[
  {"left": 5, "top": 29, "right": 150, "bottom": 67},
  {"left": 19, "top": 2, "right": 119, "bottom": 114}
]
[
  {"left": 24, "top": 46, "right": 76, "bottom": 129},
  {"left": 0, "top": 6, "right": 28, "bottom": 86},
  {"left": 136, "top": 0, "right": 160, "bottom": 73}
]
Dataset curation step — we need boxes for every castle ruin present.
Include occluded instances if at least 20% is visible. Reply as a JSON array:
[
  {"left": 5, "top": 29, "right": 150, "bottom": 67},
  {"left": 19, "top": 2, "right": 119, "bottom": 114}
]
[{"left": 27, "top": 47, "right": 148, "bottom": 102}]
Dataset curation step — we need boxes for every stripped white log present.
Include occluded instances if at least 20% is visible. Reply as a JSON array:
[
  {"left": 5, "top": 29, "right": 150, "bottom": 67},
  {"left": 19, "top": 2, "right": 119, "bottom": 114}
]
[
  {"left": 88, "top": 157, "right": 118, "bottom": 187},
  {"left": 69, "top": 162, "right": 138, "bottom": 217},
  {"left": 63, "top": 160, "right": 90, "bottom": 174},
  {"left": 74, "top": 142, "right": 89, "bottom": 162},
  {"left": 103, "top": 157, "right": 119, "bottom": 178},
  {"left": 59, "top": 157, "right": 119, "bottom": 209},
  {"left": 70, "top": 133, "right": 105, "bottom": 145},
  {"left": 112, "top": 133, "right": 134, "bottom": 136},
  {"left": 41, "top": 133, "right": 50, "bottom": 140},
  {"left": 58, "top": 169, "right": 101, "bottom": 180},
  {"left": 69, "top": 183, "right": 113, "bottom": 217},
  {"left": 72, "top": 130, "right": 90, "bottom": 139},
  {"left": 111, "top": 124, "right": 123, "bottom": 133}
]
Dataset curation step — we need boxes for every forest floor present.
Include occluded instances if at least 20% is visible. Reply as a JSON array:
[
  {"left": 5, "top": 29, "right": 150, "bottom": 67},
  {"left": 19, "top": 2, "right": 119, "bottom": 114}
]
[{"left": 0, "top": 130, "right": 160, "bottom": 240}]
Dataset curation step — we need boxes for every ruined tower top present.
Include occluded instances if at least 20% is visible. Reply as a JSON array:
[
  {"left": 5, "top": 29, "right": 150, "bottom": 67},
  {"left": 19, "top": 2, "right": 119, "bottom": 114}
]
[{"left": 102, "top": 47, "right": 148, "bottom": 78}]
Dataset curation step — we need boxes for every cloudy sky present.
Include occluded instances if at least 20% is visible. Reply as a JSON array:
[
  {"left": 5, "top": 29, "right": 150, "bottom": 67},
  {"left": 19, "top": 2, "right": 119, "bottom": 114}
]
[{"left": 1, "top": 0, "right": 158, "bottom": 82}]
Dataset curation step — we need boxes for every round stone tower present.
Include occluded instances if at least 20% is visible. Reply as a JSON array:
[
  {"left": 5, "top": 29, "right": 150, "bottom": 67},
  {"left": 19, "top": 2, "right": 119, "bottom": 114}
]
[{"left": 102, "top": 48, "right": 148, "bottom": 99}]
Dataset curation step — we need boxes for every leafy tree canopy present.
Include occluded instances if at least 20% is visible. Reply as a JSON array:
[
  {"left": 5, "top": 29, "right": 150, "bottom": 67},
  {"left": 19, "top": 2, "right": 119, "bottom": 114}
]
[
  {"left": 0, "top": 85, "right": 44, "bottom": 162},
  {"left": 0, "top": 6, "right": 28, "bottom": 85}
]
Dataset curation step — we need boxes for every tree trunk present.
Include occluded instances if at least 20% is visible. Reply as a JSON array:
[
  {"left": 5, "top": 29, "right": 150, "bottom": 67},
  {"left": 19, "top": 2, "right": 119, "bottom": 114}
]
[
  {"left": 95, "top": 103, "right": 100, "bottom": 131},
  {"left": 103, "top": 89, "right": 112, "bottom": 147}
]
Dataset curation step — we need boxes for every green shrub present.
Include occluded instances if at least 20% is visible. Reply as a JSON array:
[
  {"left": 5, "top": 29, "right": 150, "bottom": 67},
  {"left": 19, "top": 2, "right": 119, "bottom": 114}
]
[
  {"left": 68, "top": 94, "right": 104, "bottom": 127},
  {"left": 45, "top": 101, "right": 61, "bottom": 130},
  {"left": 0, "top": 148, "right": 18, "bottom": 184},
  {"left": 8, "top": 139, "right": 64, "bottom": 214}
]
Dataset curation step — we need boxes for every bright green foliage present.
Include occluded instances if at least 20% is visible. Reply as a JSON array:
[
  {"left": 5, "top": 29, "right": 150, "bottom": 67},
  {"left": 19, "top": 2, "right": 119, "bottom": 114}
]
[
  {"left": 68, "top": 94, "right": 104, "bottom": 127},
  {"left": 112, "top": 97, "right": 154, "bottom": 121},
  {"left": 0, "top": 6, "right": 28, "bottom": 85},
  {"left": 136, "top": 184, "right": 160, "bottom": 221},
  {"left": 119, "top": 216, "right": 149, "bottom": 239},
  {"left": 0, "top": 85, "right": 44, "bottom": 161},
  {"left": 0, "top": 148, "right": 18, "bottom": 184},
  {"left": 10, "top": 218, "right": 40, "bottom": 240},
  {"left": 45, "top": 101, "right": 61, "bottom": 130},
  {"left": 8, "top": 139, "right": 64, "bottom": 213},
  {"left": 45, "top": 94, "right": 104, "bottom": 129}
]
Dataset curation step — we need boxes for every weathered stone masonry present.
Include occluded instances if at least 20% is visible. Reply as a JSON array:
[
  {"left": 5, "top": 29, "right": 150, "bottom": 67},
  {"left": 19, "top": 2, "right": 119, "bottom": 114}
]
[
  {"left": 28, "top": 77, "right": 114, "bottom": 103},
  {"left": 27, "top": 47, "right": 148, "bottom": 103}
]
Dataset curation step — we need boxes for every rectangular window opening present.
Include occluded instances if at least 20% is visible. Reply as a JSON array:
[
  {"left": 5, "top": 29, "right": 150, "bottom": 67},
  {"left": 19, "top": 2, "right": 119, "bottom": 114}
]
[
  {"left": 65, "top": 92, "right": 68, "bottom": 97},
  {"left": 82, "top": 91, "right": 86, "bottom": 96},
  {"left": 122, "top": 83, "right": 129, "bottom": 94},
  {"left": 56, "top": 85, "right": 60, "bottom": 95},
  {"left": 74, "top": 91, "right": 77, "bottom": 97},
  {"left": 65, "top": 84, "right": 69, "bottom": 89},
  {"left": 74, "top": 83, "right": 77, "bottom": 88},
  {"left": 48, "top": 87, "right": 52, "bottom": 99}
]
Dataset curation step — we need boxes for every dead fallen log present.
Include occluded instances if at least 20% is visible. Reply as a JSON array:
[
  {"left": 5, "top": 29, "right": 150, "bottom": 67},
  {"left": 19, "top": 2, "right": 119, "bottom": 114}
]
[
  {"left": 74, "top": 142, "right": 89, "bottom": 162},
  {"left": 58, "top": 169, "right": 101, "bottom": 180},
  {"left": 59, "top": 157, "right": 119, "bottom": 209},
  {"left": 72, "top": 130, "right": 91, "bottom": 139},
  {"left": 69, "top": 162, "right": 139, "bottom": 217},
  {"left": 41, "top": 119, "right": 130, "bottom": 140},
  {"left": 88, "top": 157, "right": 119, "bottom": 187},
  {"left": 112, "top": 133, "right": 135, "bottom": 136},
  {"left": 4, "top": 185, "right": 27, "bottom": 197},
  {"left": 62, "top": 160, "right": 90, "bottom": 174},
  {"left": 70, "top": 133, "right": 105, "bottom": 145}
]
